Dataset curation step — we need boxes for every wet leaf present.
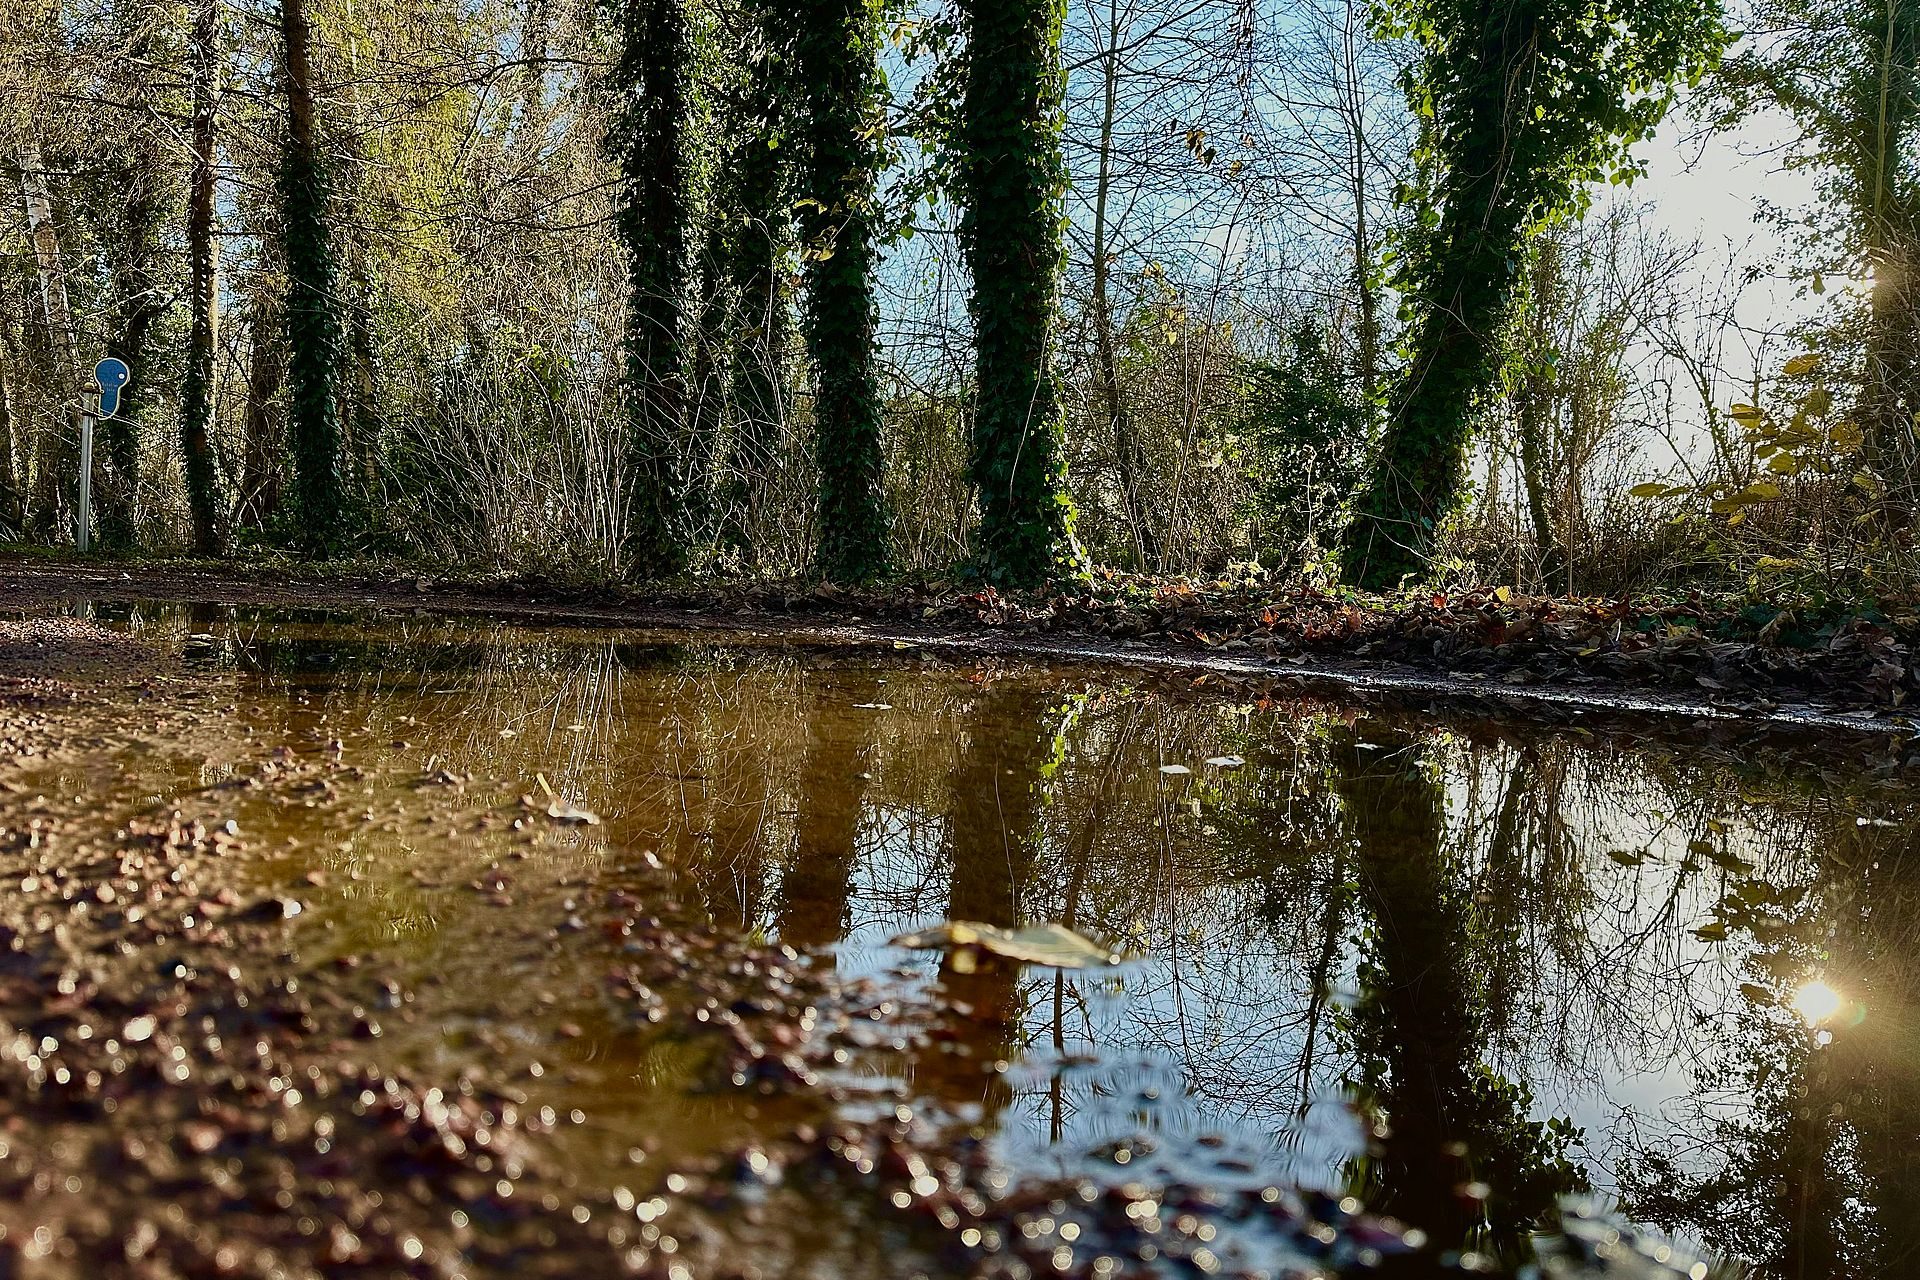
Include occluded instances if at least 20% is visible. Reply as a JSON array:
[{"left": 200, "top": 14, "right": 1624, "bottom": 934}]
[
  {"left": 888, "top": 921, "right": 1123, "bottom": 968},
  {"left": 546, "top": 801, "right": 600, "bottom": 826},
  {"left": 1204, "top": 756, "right": 1246, "bottom": 769},
  {"left": 1158, "top": 764, "right": 1192, "bottom": 775}
]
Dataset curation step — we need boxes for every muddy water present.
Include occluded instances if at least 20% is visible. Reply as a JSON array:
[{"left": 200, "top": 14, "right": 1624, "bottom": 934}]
[{"left": 8, "top": 601, "right": 1917, "bottom": 1279}]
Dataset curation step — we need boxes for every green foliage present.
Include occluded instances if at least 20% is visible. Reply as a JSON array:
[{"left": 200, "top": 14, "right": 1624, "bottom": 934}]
[
  {"left": 280, "top": 127, "right": 347, "bottom": 557},
  {"left": 1240, "top": 325, "right": 1373, "bottom": 565},
  {"left": 1717, "top": 0, "right": 1920, "bottom": 474},
  {"left": 795, "top": 0, "right": 890, "bottom": 584},
  {"left": 606, "top": 0, "right": 694, "bottom": 577},
  {"left": 957, "top": 0, "right": 1082, "bottom": 589},
  {"left": 1341, "top": 0, "right": 1725, "bottom": 588}
]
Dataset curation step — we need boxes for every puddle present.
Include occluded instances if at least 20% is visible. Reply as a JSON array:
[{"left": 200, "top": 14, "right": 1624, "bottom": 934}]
[{"left": 0, "top": 600, "right": 1911, "bottom": 1278}]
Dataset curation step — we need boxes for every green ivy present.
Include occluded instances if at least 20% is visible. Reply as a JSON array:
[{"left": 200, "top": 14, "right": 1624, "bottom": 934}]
[
  {"left": 280, "top": 119, "right": 347, "bottom": 556},
  {"left": 1340, "top": 0, "right": 1724, "bottom": 589},
  {"left": 606, "top": 0, "right": 694, "bottom": 578},
  {"left": 957, "top": 0, "right": 1082, "bottom": 589},
  {"left": 714, "top": 1, "right": 797, "bottom": 561},
  {"left": 795, "top": 0, "right": 889, "bottom": 584}
]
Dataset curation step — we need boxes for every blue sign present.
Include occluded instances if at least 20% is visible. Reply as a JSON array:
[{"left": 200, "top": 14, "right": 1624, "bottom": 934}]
[{"left": 95, "top": 357, "right": 130, "bottom": 418}]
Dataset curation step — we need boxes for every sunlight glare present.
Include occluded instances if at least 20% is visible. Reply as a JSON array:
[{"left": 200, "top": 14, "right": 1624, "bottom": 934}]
[{"left": 1791, "top": 979, "right": 1845, "bottom": 1026}]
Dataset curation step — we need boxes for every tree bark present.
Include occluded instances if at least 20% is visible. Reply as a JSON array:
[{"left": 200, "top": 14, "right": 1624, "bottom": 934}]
[
  {"left": 16, "top": 143, "right": 78, "bottom": 541},
  {"left": 1090, "top": 0, "right": 1152, "bottom": 571},
  {"left": 795, "top": 0, "right": 889, "bottom": 584},
  {"left": 182, "top": 0, "right": 223, "bottom": 553},
  {"left": 280, "top": 0, "right": 348, "bottom": 554},
  {"left": 609, "top": 0, "right": 692, "bottom": 577},
  {"left": 959, "top": 0, "right": 1081, "bottom": 587}
]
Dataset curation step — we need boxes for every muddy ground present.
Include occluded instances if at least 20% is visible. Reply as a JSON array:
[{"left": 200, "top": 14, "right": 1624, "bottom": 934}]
[{"left": 0, "top": 553, "right": 1910, "bottom": 741}]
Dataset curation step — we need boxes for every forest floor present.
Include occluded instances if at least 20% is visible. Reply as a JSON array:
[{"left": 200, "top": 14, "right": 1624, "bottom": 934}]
[{"left": 0, "top": 547, "right": 1913, "bottom": 734}]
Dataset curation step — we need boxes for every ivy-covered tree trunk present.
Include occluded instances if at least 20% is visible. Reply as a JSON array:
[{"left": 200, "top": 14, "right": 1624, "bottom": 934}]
[
  {"left": 959, "top": 0, "right": 1079, "bottom": 588},
  {"left": 1859, "top": 0, "right": 1920, "bottom": 486},
  {"left": 181, "top": 0, "right": 223, "bottom": 554},
  {"left": 279, "top": 0, "right": 347, "bottom": 556},
  {"left": 1341, "top": 158, "right": 1530, "bottom": 589},
  {"left": 719, "top": 4, "right": 795, "bottom": 564},
  {"left": 1339, "top": 0, "right": 1719, "bottom": 590},
  {"left": 607, "top": 0, "right": 692, "bottom": 577},
  {"left": 100, "top": 159, "right": 165, "bottom": 550},
  {"left": 795, "top": 0, "right": 888, "bottom": 584}
]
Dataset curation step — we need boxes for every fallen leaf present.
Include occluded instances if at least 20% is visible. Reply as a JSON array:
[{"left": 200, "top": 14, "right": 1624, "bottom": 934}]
[
  {"left": 1204, "top": 756, "right": 1246, "bottom": 769},
  {"left": 888, "top": 920, "right": 1123, "bottom": 968}
]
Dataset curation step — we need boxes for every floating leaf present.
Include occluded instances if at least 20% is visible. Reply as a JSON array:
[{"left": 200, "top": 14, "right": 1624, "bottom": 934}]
[
  {"left": 888, "top": 921, "right": 1123, "bottom": 969},
  {"left": 1204, "top": 756, "right": 1246, "bottom": 769},
  {"left": 546, "top": 801, "right": 600, "bottom": 825},
  {"left": 1159, "top": 764, "right": 1192, "bottom": 775}
]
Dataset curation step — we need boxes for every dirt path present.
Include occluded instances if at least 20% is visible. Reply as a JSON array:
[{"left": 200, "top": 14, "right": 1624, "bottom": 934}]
[{"left": 0, "top": 553, "right": 1907, "bottom": 741}]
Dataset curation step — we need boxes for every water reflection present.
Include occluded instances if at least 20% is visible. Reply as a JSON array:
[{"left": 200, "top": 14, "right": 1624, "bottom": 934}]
[{"left": 58, "top": 604, "right": 1920, "bottom": 1274}]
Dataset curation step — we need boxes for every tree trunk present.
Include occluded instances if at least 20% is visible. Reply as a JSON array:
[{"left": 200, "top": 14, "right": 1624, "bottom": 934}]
[
  {"left": 795, "top": 0, "right": 889, "bottom": 583},
  {"left": 609, "top": 0, "right": 692, "bottom": 577},
  {"left": 1090, "top": 0, "right": 1152, "bottom": 571},
  {"left": 1340, "top": 162, "right": 1529, "bottom": 589},
  {"left": 279, "top": 0, "right": 348, "bottom": 555},
  {"left": 959, "top": 0, "right": 1080, "bottom": 587},
  {"left": 239, "top": 303, "right": 288, "bottom": 530},
  {"left": 16, "top": 143, "right": 78, "bottom": 542},
  {"left": 181, "top": 0, "right": 223, "bottom": 554},
  {"left": 0, "top": 346, "right": 22, "bottom": 535},
  {"left": 720, "top": 4, "right": 794, "bottom": 566}
]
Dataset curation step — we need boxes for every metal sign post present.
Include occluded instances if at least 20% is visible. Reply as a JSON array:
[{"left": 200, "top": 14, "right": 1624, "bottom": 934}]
[
  {"left": 80, "top": 358, "right": 131, "bottom": 554},
  {"left": 77, "top": 390, "right": 94, "bottom": 553}
]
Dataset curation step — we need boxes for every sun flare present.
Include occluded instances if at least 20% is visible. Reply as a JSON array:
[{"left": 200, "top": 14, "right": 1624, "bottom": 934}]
[{"left": 1791, "top": 979, "right": 1845, "bottom": 1026}]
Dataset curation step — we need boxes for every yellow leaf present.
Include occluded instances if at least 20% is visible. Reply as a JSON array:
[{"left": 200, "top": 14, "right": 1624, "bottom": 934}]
[
  {"left": 1730, "top": 403, "right": 1762, "bottom": 423},
  {"left": 888, "top": 921, "right": 1124, "bottom": 968},
  {"left": 1629, "top": 482, "right": 1670, "bottom": 498},
  {"left": 1781, "top": 353, "right": 1823, "bottom": 376}
]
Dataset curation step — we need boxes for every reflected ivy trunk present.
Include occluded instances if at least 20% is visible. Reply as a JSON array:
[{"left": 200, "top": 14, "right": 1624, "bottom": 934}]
[
  {"left": 1329, "top": 726, "right": 1584, "bottom": 1266},
  {"left": 959, "top": 0, "right": 1080, "bottom": 587},
  {"left": 918, "top": 687, "right": 1059, "bottom": 1117},
  {"left": 795, "top": 0, "right": 888, "bottom": 584},
  {"left": 279, "top": 0, "right": 348, "bottom": 556},
  {"left": 607, "top": 0, "right": 692, "bottom": 577},
  {"left": 776, "top": 680, "right": 875, "bottom": 950}
]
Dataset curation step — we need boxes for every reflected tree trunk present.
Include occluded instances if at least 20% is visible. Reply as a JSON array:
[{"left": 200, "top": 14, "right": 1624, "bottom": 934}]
[
  {"left": 918, "top": 687, "right": 1061, "bottom": 1118},
  {"left": 1330, "top": 725, "right": 1583, "bottom": 1267},
  {"left": 776, "top": 678, "right": 875, "bottom": 951}
]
